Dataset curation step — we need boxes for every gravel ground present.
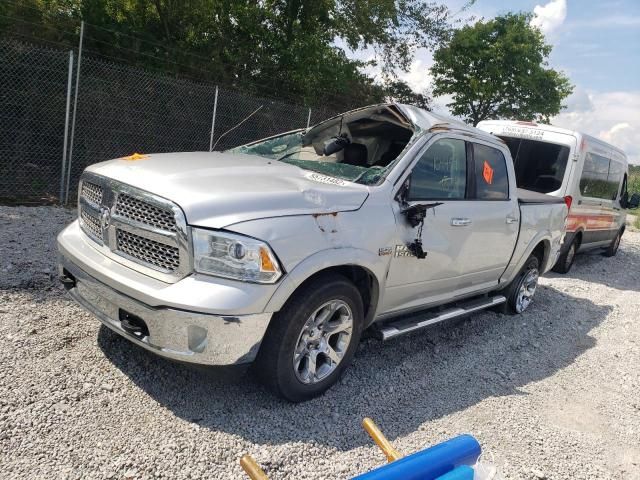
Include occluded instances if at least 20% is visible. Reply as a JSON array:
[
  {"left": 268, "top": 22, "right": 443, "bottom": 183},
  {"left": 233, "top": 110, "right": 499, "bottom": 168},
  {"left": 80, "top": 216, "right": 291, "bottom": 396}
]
[{"left": 1, "top": 205, "right": 639, "bottom": 480}]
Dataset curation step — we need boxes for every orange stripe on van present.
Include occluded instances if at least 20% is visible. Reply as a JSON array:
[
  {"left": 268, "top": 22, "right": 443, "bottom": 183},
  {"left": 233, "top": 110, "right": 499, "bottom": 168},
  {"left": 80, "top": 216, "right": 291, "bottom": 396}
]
[{"left": 566, "top": 213, "right": 616, "bottom": 232}]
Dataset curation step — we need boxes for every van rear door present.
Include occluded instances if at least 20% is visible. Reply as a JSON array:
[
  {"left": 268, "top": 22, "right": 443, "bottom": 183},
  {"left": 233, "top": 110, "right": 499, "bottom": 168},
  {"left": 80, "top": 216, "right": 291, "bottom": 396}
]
[{"left": 478, "top": 123, "right": 577, "bottom": 197}]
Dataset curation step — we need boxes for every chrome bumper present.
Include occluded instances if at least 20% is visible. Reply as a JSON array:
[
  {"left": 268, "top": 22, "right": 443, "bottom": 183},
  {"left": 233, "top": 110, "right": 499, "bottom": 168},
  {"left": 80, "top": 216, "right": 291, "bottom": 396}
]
[{"left": 59, "top": 255, "right": 272, "bottom": 366}]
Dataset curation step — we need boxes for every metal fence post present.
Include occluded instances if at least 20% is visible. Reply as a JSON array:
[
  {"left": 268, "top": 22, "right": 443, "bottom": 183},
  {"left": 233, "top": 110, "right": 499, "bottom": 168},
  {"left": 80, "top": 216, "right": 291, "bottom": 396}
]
[
  {"left": 306, "top": 108, "right": 312, "bottom": 129},
  {"left": 59, "top": 50, "right": 74, "bottom": 204},
  {"left": 65, "top": 20, "right": 84, "bottom": 204},
  {"left": 209, "top": 86, "right": 219, "bottom": 152}
]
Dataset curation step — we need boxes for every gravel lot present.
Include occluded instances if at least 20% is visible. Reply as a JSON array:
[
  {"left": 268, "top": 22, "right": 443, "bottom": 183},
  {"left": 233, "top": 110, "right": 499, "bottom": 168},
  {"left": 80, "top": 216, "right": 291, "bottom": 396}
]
[{"left": 1, "top": 205, "right": 639, "bottom": 480}]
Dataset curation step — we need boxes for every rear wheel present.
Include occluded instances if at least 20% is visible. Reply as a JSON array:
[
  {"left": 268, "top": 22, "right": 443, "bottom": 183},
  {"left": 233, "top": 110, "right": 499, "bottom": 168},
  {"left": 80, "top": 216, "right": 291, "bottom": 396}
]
[
  {"left": 603, "top": 229, "right": 622, "bottom": 257},
  {"left": 253, "top": 273, "right": 363, "bottom": 402},
  {"left": 501, "top": 255, "right": 540, "bottom": 315},
  {"left": 552, "top": 236, "right": 578, "bottom": 274}
]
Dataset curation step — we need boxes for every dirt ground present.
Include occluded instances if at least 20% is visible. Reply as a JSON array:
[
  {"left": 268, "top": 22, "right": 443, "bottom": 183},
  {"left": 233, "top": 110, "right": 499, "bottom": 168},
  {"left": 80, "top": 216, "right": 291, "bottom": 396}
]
[{"left": 1, "top": 206, "right": 639, "bottom": 479}]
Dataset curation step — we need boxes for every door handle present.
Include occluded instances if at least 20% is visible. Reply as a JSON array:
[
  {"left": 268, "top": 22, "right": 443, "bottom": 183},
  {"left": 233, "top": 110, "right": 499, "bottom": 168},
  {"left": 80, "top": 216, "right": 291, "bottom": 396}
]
[
  {"left": 506, "top": 216, "right": 519, "bottom": 224},
  {"left": 451, "top": 217, "right": 472, "bottom": 227}
]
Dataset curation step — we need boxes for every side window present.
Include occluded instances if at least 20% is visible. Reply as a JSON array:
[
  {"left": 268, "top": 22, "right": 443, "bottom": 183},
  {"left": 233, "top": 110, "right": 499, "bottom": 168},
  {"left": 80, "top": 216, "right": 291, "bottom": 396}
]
[
  {"left": 407, "top": 138, "right": 467, "bottom": 200},
  {"left": 607, "top": 161, "right": 625, "bottom": 200},
  {"left": 580, "top": 152, "right": 614, "bottom": 199},
  {"left": 473, "top": 143, "right": 509, "bottom": 200}
]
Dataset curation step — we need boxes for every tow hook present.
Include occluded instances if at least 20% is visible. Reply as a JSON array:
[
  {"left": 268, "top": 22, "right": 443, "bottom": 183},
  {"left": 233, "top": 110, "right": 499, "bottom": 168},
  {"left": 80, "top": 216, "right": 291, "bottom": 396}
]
[
  {"left": 119, "top": 310, "right": 150, "bottom": 339},
  {"left": 59, "top": 271, "right": 77, "bottom": 290}
]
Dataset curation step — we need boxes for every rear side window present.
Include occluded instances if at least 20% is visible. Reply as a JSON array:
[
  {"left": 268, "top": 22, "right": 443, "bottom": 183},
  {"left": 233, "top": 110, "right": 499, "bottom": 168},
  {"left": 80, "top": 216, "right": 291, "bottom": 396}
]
[
  {"left": 472, "top": 143, "right": 509, "bottom": 200},
  {"left": 607, "top": 161, "right": 625, "bottom": 200},
  {"left": 407, "top": 138, "right": 467, "bottom": 200},
  {"left": 580, "top": 153, "right": 622, "bottom": 200},
  {"left": 499, "top": 137, "right": 570, "bottom": 194}
]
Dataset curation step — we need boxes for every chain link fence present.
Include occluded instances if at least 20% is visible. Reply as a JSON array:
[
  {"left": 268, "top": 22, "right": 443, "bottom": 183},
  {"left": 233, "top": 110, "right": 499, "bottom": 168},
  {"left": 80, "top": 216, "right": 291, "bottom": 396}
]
[
  {"left": 0, "top": 40, "right": 70, "bottom": 202},
  {"left": 0, "top": 37, "right": 340, "bottom": 204}
]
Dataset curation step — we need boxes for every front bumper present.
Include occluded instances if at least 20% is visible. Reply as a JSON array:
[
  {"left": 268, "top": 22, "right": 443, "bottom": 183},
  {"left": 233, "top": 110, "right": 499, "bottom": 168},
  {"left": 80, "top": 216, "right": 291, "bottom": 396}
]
[
  {"left": 60, "top": 256, "right": 271, "bottom": 365},
  {"left": 58, "top": 222, "right": 274, "bottom": 366}
]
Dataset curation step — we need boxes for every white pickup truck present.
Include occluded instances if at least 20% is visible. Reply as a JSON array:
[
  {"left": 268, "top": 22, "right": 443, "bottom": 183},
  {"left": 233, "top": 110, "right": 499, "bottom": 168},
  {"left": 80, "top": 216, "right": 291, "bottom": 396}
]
[{"left": 58, "top": 104, "right": 567, "bottom": 401}]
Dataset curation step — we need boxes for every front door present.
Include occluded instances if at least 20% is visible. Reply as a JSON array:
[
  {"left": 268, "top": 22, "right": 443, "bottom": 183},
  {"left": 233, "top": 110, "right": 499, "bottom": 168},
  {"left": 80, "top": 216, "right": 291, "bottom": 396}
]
[{"left": 383, "top": 136, "right": 471, "bottom": 314}]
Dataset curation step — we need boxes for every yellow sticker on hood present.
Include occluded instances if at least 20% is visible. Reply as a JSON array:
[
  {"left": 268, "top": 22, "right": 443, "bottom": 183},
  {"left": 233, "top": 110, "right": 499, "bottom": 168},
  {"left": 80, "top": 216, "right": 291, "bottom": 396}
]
[{"left": 122, "top": 152, "right": 148, "bottom": 161}]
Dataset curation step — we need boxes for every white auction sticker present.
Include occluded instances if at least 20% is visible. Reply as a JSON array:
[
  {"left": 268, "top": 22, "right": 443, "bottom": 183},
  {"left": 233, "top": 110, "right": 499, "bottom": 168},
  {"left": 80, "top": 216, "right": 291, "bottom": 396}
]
[
  {"left": 307, "top": 172, "right": 348, "bottom": 186},
  {"left": 501, "top": 125, "right": 545, "bottom": 140}
]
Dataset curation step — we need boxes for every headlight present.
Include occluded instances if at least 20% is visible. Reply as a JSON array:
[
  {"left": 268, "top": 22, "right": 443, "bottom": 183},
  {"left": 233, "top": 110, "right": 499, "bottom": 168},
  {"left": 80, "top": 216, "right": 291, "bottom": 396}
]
[{"left": 192, "top": 228, "right": 282, "bottom": 283}]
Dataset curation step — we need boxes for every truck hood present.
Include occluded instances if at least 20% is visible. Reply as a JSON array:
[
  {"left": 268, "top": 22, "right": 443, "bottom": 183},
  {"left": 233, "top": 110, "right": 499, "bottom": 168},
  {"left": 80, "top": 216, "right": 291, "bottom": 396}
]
[{"left": 87, "top": 152, "right": 369, "bottom": 228}]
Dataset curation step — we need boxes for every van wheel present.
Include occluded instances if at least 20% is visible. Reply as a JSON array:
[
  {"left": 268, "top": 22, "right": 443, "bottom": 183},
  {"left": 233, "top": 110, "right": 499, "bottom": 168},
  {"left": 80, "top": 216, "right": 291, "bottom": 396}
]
[
  {"left": 552, "top": 237, "right": 578, "bottom": 274},
  {"left": 603, "top": 229, "right": 622, "bottom": 257},
  {"left": 253, "top": 273, "right": 363, "bottom": 402},
  {"left": 500, "top": 255, "right": 540, "bottom": 315}
]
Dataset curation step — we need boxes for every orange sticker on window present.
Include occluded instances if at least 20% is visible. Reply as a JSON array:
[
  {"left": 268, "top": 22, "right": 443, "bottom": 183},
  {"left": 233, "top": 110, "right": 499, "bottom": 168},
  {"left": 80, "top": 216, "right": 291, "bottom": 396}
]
[{"left": 482, "top": 161, "right": 494, "bottom": 184}]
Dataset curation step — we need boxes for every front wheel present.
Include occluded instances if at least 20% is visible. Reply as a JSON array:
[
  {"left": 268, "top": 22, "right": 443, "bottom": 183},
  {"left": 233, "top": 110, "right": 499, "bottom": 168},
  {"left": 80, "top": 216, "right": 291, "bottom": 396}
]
[
  {"left": 253, "top": 273, "right": 363, "bottom": 402},
  {"left": 603, "top": 229, "right": 622, "bottom": 257},
  {"left": 501, "top": 255, "right": 540, "bottom": 315}
]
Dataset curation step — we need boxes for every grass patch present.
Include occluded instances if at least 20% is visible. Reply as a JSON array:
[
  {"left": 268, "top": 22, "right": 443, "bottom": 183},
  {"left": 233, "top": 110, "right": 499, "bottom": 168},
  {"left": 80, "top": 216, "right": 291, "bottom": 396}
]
[{"left": 629, "top": 165, "right": 640, "bottom": 195}]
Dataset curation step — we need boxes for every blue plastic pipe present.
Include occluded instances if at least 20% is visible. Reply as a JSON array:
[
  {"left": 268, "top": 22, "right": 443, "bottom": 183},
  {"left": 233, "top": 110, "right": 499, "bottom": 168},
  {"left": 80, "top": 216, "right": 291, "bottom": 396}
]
[
  {"left": 352, "top": 434, "right": 481, "bottom": 480},
  {"left": 435, "top": 465, "right": 475, "bottom": 480}
]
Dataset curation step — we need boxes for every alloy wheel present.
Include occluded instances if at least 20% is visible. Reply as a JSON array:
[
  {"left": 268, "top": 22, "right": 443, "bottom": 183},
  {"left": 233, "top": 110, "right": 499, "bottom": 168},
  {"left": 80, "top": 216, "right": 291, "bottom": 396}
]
[
  {"left": 292, "top": 300, "right": 353, "bottom": 384},
  {"left": 515, "top": 268, "right": 539, "bottom": 313}
]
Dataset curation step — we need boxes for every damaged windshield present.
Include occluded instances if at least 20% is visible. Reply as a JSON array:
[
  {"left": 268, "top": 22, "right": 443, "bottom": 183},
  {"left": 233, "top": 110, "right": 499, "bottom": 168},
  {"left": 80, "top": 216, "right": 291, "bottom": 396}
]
[{"left": 227, "top": 105, "right": 418, "bottom": 185}]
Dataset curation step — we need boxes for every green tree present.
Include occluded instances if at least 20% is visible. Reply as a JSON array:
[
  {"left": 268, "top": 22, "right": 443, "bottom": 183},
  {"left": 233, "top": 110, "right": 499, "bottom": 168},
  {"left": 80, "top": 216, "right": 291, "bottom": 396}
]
[
  {"left": 430, "top": 13, "right": 573, "bottom": 126},
  {"left": 1, "top": 0, "right": 462, "bottom": 109},
  {"left": 383, "top": 80, "right": 432, "bottom": 109}
]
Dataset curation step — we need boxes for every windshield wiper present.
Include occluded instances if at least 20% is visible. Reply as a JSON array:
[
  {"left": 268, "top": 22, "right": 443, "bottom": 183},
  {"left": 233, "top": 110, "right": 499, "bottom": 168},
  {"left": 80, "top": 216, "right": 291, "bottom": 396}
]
[{"left": 277, "top": 150, "right": 302, "bottom": 162}]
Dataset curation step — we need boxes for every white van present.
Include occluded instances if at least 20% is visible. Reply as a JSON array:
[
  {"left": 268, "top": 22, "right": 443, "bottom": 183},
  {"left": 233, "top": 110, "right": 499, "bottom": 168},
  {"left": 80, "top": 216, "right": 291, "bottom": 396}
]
[{"left": 477, "top": 120, "right": 629, "bottom": 273}]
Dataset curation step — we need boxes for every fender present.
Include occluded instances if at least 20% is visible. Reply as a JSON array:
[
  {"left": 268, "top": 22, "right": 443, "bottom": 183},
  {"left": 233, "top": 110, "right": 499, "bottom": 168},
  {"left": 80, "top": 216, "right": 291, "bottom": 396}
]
[
  {"left": 264, "top": 246, "right": 387, "bottom": 317},
  {"left": 500, "top": 230, "right": 553, "bottom": 285},
  {"left": 564, "top": 227, "right": 584, "bottom": 249}
]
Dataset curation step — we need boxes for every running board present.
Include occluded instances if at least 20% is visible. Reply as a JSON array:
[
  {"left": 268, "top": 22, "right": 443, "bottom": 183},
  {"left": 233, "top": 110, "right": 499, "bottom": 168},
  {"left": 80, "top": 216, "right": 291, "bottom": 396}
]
[{"left": 378, "top": 295, "right": 506, "bottom": 341}]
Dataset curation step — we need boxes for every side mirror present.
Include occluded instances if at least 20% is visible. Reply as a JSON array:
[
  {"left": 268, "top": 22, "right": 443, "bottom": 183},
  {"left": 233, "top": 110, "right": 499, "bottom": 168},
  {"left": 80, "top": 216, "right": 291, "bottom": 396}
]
[
  {"left": 402, "top": 203, "right": 428, "bottom": 228},
  {"left": 620, "top": 191, "right": 629, "bottom": 209},
  {"left": 323, "top": 134, "right": 350, "bottom": 156}
]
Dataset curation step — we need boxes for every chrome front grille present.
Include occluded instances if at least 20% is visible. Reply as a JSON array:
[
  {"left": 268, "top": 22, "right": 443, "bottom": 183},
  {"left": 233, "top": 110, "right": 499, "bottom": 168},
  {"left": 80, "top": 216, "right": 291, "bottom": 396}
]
[
  {"left": 115, "top": 193, "right": 177, "bottom": 232},
  {"left": 77, "top": 173, "right": 190, "bottom": 283},
  {"left": 81, "top": 181, "right": 103, "bottom": 205},
  {"left": 80, "top": 208, "right": 102, "bottom": 240},
  {"left": 116, "top": 230, "right": 180, "bottom": 271}
]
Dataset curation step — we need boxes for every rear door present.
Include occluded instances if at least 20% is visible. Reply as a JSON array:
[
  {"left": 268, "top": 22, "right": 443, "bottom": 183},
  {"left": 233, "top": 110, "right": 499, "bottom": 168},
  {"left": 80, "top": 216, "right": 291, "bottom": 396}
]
[
  {"left": 461, "top": 141, "right": 521, "bottom": 288},
  {"left": 478, "top": 122, "right": 577, "bottom": 197}
]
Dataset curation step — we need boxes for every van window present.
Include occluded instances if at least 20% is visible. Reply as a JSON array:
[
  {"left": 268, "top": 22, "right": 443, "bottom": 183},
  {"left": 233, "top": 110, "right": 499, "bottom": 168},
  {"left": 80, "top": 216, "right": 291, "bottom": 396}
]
[
  {"left": 408, "top": 138, "right": 467, "bottom": 200},
  {"left": 607, "top": 161, "right": 625, "bottom": 200},
  {"left": 580, "top": 153, "right": 622, "bottom": 200},
  {"left": 472, "top": 143, "right": 509, "bottom": 200},
  {"left": 499, "top": 137, "right": 570, "bottom": 194}
]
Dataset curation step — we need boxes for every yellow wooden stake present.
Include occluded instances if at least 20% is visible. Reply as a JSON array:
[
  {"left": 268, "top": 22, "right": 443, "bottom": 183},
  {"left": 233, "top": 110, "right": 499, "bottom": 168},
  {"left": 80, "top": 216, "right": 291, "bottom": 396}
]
[
  {"left": 362, "top": 417, "right": 403, "bottom": 462},
  {"left": 240, "top": 454, "right": 270, "bottom": 480}
]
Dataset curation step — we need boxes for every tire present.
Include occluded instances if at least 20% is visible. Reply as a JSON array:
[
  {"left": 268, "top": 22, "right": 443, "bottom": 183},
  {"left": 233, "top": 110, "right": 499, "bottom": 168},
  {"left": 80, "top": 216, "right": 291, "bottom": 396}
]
[
  {"left": 500, "top": 255, "right": 540, "bottom": 315},
  {"left": 253, "top": 273, "right": 363, "bottom": 402},
  {"left": 603, "top": 229, "right": 622, "bottom": 257},
  {"left": 552, "top": 236, "right": 578, "bottom": 274}
]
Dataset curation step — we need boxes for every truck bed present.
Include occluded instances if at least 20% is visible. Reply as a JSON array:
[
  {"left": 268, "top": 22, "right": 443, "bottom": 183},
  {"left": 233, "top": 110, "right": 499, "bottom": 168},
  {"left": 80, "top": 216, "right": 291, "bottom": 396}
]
[{"left": 517, "top": 188, "right": 565, "bottom": 205}]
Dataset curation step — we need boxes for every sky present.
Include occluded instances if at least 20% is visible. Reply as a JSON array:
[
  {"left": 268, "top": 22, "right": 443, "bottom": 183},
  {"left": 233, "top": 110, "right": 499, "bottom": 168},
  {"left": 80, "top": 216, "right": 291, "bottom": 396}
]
[{"left": 350, "top": 0, "right": 640, "bottom": 164}]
